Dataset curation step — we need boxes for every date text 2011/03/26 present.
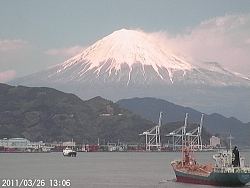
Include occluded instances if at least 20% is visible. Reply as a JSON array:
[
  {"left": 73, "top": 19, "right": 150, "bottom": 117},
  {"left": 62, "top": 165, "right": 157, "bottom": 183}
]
[{"left": 1, "top": 179, "right": 71, "bottom": 187}]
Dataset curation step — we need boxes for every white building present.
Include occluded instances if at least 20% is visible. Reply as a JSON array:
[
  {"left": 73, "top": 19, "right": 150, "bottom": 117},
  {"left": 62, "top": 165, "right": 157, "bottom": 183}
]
[
  {"left": 0, "top": 138, "right": 45, "bottom": 149},
  {"left": 210, "top": 136, "right": 221, "bottom": 147},
  {"left": 62, "top": 141, "right": 75, "bottom": 147}
]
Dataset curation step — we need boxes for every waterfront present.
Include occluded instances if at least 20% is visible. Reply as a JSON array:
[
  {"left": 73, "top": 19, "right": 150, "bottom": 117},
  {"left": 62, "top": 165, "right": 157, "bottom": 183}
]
[{"left": 1, "top": 151, "right": 250, "bottom": 188}]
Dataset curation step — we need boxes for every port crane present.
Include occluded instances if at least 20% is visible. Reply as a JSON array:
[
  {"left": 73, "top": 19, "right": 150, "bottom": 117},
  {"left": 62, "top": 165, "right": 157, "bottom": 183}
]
[
  {"left": 165, "top": 113, "right": 188, "bottom": 151},
  {"left": 140, "top": 111, "right": 162, "bottom": 151},
  {"left": 165, "top": 113, "right": 204, "bottom": 151},
  {"left": 186, "top": 114, "right": 203, "bottom": 150}
]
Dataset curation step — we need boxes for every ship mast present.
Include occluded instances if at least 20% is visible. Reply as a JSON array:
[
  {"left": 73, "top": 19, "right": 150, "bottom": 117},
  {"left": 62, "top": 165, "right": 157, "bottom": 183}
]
[
  {"left": 227, "top": 135, "right": 234, "bottom": 151},
  {"left": 182, "top": 113, "right": 188, "bottom": 146}
]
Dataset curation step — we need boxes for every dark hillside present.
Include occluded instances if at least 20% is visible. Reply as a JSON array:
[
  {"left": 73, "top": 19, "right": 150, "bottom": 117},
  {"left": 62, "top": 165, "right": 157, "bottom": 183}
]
[
  {"left": 0, "top": 84, "right": 212, "bottom": 145},
  {"left": 117, "top": 97, "right": 249, "bottom": 146},
  {"left": 0, "top": 84, "right": 154, "bottom": 144}
]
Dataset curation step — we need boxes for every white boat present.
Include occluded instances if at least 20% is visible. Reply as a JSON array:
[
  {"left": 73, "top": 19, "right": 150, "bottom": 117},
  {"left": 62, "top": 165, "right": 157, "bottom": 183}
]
[
  {"left": 62, "top": 139, "right": 77, "bottom": 157},
  {"left": 62, "top": 147, "right": 77, "bottom": 157}
]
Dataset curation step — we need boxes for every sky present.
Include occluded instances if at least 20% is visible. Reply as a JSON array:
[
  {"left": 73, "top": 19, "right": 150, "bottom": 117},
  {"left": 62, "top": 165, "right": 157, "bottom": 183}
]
[{"left": 1, "top": 0, "right": 250, "bottom": 83}]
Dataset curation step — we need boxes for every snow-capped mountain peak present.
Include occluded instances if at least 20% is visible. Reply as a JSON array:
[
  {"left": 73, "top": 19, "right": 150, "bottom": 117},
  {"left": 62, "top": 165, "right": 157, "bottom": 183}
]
[
  {"left": 54, "top": 29, "right": 198, "bottom": 84},
  {"left": 12, "top": 29, "right": 250, "bottom": 87},
  {"left": 8, "top": 29, "right": 250, "bottom": 123},
  {"left": 66, "top": 29, "right": 193, "bottom": 69}
]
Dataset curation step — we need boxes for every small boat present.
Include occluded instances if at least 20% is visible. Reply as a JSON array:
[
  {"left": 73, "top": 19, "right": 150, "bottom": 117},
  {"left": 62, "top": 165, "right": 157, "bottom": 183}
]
[
  {"left": 62, "top": 139, "right": 77, "bottom": 157},
  {"left": 62, "top": 147, "right": 77, "bottom": 157},
  {"left": 171, "top": 146, "right": 250, "bottom": 186}
]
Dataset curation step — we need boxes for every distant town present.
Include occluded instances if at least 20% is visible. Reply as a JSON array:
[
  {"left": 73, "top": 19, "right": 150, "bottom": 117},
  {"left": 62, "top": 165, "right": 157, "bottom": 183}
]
[{"left": 0, "top": 135, "right": 223, "bottom": 153}]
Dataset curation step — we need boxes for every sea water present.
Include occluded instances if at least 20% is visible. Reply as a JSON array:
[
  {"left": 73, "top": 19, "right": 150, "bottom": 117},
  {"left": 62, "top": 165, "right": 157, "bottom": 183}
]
[{"left": 1, "top": 151, "right": 250, "bottom": 188}]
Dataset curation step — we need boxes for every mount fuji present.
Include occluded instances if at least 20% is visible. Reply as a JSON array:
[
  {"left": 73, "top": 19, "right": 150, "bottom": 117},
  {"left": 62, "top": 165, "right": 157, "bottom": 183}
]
[{"left": 9, "top": 29, "right": 250, "bottom": 122}]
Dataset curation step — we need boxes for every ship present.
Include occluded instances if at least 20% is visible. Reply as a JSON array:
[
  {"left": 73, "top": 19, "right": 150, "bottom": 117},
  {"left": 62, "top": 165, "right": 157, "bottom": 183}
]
[
  {"left": 62, "top": 139, "right": 77, "bottom": 157},
  {"left": 62, "top": 147, "right": 77, "bottom": 157},
  {"left": 171, "top": 146, "right": 250, "bottom": 186}
]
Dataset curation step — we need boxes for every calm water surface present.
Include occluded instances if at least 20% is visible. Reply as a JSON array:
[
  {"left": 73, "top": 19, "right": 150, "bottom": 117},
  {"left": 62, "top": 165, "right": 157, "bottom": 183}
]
[{"left": 1, "top": 151, "right": 250, "bottom": 188}]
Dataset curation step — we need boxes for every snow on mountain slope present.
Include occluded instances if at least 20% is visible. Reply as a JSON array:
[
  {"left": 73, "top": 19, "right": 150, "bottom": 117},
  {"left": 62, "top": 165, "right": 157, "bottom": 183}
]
[
  {"left": 10, "top": 29, "right": 250, "bottom": 86},
  {"left": 7, "top": 29, "right": 250, "bottom": 122},
  {"left": 49, "top": 29, "right": 195, "bottom": 85},
  {"left": 13, "top": 29, "right": 250, "bottom": 87}
]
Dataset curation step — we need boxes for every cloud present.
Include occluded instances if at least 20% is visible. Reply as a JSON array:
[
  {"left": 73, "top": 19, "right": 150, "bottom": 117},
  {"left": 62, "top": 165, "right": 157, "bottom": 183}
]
[
  {"left": 46, "top": 45, "right": 87, "bottom": 56},
  {"left": 0, "top": 70, "right": 16, "bottom": 83},
  {"left": 0, "top": 39, "right": 29, "bottom": 79},
  {"left": 0, "top": 39, "right": 28, "bottom": 52},
  {"left": 146, "top": 14, "right": 250, "bottom": 77},
  {"left": 246, "top": 38, "right": 250, "bottom": 44}
]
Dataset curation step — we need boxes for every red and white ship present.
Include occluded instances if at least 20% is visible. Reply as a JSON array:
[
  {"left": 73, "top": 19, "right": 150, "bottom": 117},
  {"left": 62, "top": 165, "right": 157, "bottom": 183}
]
[{"left": 171, "top": 146, "right": 250, "bottom": 186}]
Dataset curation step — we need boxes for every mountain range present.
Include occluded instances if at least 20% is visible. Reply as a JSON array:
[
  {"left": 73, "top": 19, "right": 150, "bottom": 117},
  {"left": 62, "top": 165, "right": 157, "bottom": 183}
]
[
  {"left": 117, "top": 97, "right": 250, "bottom": 146},
  {"left": 0, "top": 83, "right": 214, "bottom": 145},
  {"left": 8, "top": 29, "right": 250, "bottom": 122}
]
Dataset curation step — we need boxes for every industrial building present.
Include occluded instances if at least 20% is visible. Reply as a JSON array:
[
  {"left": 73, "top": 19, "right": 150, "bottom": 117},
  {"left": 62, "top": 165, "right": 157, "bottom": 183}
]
[{"left": 0, "top": 138, "right": 45, "bottom": 149}]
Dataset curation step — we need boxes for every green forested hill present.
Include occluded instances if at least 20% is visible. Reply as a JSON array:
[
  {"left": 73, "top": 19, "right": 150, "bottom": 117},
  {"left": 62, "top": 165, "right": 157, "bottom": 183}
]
[{"left": 0, "top": 83, "right": 212, "bottom": 145}]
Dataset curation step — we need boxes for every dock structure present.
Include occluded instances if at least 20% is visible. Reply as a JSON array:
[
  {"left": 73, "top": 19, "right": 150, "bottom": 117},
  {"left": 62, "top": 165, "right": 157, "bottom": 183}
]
[
  {"left": 140, "top": 111, "right": 162, "bottom": 151},
  {"left": 166, "top": 114, "right": 204, "bottom": 151},
  {"left": 185, "top": 114, "right": 203, "bottom": 150},
  {"left": 165, "top": 113, "right": 188, "bottom": 151}
]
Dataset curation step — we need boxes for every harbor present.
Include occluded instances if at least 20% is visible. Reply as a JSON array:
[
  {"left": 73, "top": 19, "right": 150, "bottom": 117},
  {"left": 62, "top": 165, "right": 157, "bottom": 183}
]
[
  {"left": 1, "top": 151, "right": 250, "bottom": 188},
  {"left": 0, "top": 113, "right": 240, "bottom": 153}
]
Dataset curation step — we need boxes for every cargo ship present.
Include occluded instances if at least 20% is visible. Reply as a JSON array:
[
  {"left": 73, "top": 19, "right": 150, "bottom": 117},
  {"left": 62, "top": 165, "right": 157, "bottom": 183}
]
[{"left": 171, "top": 146, "right": 250, "bottom": 186}]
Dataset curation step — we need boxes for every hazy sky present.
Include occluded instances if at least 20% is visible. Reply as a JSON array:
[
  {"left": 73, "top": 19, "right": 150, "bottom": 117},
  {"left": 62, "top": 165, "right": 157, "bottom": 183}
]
[{"left": 1, "top": 0, "right": 250, "bottom": 82}]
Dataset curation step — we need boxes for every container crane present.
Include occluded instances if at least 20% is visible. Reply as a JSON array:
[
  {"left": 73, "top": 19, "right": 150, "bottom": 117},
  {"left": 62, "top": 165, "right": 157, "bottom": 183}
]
[{"left": 140, "top": 111, "right": 162, "bottom": 151}]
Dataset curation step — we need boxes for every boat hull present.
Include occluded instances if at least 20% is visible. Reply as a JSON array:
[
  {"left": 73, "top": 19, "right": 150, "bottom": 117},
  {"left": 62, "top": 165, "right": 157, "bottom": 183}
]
[
  {"left": 174, "top": 169, "right": 250, "bottom": 186},
  {"left": 63, "top": 151, "right": 77, "bottom": 157}
]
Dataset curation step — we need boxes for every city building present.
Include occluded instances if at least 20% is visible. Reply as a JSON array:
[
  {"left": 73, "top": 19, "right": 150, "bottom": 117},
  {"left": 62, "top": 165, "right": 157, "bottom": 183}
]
[
  {"left": 62, "top": 141, "right": 75, "bottom": 147},
  {"left": 0, "top": 138, "right": 45, "bottom": 149},
  {"left": 210, "top": 136, "right": 221, "bottom": 147}
]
